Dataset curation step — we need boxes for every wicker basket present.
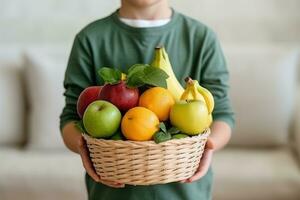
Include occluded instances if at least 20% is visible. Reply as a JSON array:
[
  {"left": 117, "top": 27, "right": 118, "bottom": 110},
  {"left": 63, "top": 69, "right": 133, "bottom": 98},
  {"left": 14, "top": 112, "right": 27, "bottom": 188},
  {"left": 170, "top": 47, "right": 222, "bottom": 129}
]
[{"left": 83, "top": 128, "right": 210, "bottom": 185}]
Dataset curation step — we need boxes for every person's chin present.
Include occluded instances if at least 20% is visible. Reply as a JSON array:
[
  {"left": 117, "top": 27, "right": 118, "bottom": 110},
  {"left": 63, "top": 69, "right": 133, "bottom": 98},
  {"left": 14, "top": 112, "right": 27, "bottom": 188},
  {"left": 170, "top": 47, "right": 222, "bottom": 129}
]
[{"left": 127, "top": 0, "right": 162, "bottom": 8}]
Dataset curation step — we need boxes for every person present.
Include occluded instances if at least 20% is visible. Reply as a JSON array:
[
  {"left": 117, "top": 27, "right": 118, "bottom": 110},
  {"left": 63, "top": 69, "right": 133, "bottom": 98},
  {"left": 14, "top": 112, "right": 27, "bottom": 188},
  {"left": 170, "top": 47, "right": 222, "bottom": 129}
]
[{"left": 60, "top": 0, "right": 235, "bottom": 199}]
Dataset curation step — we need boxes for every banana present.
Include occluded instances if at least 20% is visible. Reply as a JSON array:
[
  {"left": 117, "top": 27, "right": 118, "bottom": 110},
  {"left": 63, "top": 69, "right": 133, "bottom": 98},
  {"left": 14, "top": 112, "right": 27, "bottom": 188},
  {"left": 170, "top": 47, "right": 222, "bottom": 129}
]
[
  {"left": 181, "top": 77, "right": 214, "bottom": 114},
  {"left": 180, "top": 77, "right": 205, "bottom": 102},
  {"left": 180, "top": 77, "right": 214, "bottom": 129},
  {"left": 194, "top": 80, "right": 215, "bottom": 114},
  {"left": 150, "top": 47, "right": 214, "bottom": 113},
  {"left": 151, "top": 46, "right": 184, "bottom": 101}
]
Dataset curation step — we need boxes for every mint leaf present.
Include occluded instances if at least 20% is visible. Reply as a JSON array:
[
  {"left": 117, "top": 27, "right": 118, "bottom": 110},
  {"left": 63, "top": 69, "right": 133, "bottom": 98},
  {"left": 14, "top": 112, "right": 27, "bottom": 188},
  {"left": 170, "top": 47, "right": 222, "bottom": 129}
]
[
  {"left": 126, "top": 64, "right": 147, "bottom": 88},
  {"left": 125, "top": 64, "right": 169, "bottom": 88},
  {"left": 159, "top": 122, "right": 167, "bottom": 133},
  {"left": 126, "top": 74, "right": 145, "bottom": 88},
  {"left": 143, "top": 66, "right": 168, "bottom": 88},
  {"left": 168, "top": 126, "right": 181, "bottom": 135},
  {"left": 153, "top": 131, "right": 172, "bottom": 144},
  {"left": 98, "top": 67, "right": 122, "bottom": 84},
  {"left": 128, "top": 64, "right": 149, "bottom": 74},
  {"left": 171, "top": 134, "right": 189, "bottom": 139},
  {"left": 126, "top": 73, "right": 145, "bottom": 88},
  {"left": 110, "top": 129, "right": 125, "bottom": 140}
]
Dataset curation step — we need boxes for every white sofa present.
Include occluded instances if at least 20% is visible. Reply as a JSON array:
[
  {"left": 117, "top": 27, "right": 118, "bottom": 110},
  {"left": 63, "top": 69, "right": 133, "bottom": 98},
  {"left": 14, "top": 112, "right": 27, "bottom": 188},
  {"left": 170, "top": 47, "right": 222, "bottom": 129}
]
[{"left": 0, "top": 45, "right": 299, "bottom": 200}]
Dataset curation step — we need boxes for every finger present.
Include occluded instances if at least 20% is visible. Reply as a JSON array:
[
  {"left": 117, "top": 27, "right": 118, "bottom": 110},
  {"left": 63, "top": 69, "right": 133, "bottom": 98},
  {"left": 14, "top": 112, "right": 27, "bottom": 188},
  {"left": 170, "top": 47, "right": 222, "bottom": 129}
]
[
  {"left": 205, "top": 138, "right": 214, "bottom": 150},
  {"left": 81, "top": 151, "right": 124, "bottom": 186},
  {"left": 100, "top": 177, "right": 125, "bottom": 188},
  {"left": 180, "top": 179, "right": 188, "bottom": 183},
  {"left": 80, "top": 153, "right": 100, "bottom": 182},
  {"left": 180, "top": 179, "right": 193, "bottom": 183},
  {"left": 78, "top": 137, "right": 124, "bottom": 186},
  {"left": 78, "top": 137, "right": 101, "bottom": 182},
  {"left": 180, "top": 178, "right": 195, "bottom": 183},
  {"left": 180, "top": 149, "right": 213, "bottom": 183},
  {"left": 188, "top": 149, "right": 213, "bottom": 182},
  {"left": 78, "top": 138, "right": 124, "bottom": 186},
  {"left": 188, "top": 150, "right": 213, "bottom": 182},
  {"left": 78, "top": 145, "right": 100, "bottom": 182},
  {"left": 188, "top": 169, "right": 207, "bottom": 182},
  {"left": 101, "top": 180, "right": 125, "bottom": 188}
]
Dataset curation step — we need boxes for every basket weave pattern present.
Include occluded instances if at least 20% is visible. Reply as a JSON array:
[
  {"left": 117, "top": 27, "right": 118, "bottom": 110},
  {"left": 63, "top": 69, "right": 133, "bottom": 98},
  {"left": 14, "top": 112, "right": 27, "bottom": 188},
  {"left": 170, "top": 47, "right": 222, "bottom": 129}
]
[{"left": 83, "top": 129, "right": 210, "bottom": 185}]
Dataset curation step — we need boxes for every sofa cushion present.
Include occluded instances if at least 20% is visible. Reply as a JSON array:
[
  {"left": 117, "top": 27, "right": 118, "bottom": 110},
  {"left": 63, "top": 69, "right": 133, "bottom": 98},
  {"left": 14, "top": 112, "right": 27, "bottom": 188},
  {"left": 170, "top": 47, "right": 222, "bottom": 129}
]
[
  {"left": 23, "top": 47, "right": 69, "bottom": 150},
  {"left": 0, "top": 147, "right": 86, "bottom": 200},
  {"left": 213, "top": 148, "right": 300, "bottom": 200},
  {"left": 223, "top": 46, "right": 299, "bottom": 146},
  {"left": 0, "top": 59, "right": 25, "bottom": 146}
]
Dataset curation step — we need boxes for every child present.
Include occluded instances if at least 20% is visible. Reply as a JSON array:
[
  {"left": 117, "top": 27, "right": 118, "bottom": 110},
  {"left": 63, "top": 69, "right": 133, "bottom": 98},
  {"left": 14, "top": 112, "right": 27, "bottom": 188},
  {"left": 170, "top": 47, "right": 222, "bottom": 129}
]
[{"left": 60, "top": 0, "right": 235, "bottom": 199}]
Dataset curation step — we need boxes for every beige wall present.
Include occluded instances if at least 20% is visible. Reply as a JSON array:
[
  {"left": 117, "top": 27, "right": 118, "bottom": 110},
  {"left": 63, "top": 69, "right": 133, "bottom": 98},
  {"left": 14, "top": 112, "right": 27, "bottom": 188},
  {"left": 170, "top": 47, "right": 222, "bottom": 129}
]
[{"left": 1, "top": 0, "right": 300, "bottom": 46}]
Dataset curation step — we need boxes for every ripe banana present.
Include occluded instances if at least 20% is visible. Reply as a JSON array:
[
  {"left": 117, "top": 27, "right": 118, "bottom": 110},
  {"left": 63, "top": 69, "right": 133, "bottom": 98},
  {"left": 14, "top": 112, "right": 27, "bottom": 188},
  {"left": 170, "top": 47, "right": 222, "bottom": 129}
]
[
  {"left": 151, "top": 46, "right": 184, "bottom": 101},
  {"left": 194, "top": 80, "right": 214, "bottom": 114},
  {"left": 181, "top": 77, "right": 215, "bottom": 114},
  {"left": 180, "top": 78, "right": 205, "bottom": 102}
]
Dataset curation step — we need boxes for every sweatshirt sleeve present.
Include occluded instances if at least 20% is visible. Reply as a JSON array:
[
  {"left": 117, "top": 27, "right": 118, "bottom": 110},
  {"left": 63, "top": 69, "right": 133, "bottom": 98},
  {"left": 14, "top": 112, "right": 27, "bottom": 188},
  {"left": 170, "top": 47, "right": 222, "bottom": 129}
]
[
  {"left": 59, "top": 34, "right": 95, "bottom": 132},
  {"left": 199, "top": 30, "right": 235, "bottom": 129}
]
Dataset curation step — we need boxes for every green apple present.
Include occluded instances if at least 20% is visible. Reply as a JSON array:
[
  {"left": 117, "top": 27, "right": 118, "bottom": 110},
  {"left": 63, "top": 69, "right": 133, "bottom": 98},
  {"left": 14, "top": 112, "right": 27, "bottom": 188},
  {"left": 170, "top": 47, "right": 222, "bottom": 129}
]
[
  {"left": 170, "top": 100, "right": 209, "bottom": 135},
  {"left": 83, "top": 100, "right": 121, "bottom": 138}
]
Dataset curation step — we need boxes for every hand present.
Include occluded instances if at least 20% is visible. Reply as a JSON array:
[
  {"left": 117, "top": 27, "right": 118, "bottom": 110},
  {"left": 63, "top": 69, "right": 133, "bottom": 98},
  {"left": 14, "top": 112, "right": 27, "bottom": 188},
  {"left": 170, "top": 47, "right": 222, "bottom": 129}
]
[
  {"left": 180, "top": 137, "right": 214, "bottom": 183},
  {"left": 77, "top": 135, "right": 125, "bottom": 188}
]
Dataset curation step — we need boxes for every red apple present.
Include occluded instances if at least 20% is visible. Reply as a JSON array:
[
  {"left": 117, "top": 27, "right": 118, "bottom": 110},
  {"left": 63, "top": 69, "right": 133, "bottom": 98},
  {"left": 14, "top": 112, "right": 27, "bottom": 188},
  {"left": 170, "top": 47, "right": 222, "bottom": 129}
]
[
  {"left": 98, "top": 81, "right": 139, "bottom": 112},
  {"left": 77, "top": 86, "right": 103, "bottom": 118}
]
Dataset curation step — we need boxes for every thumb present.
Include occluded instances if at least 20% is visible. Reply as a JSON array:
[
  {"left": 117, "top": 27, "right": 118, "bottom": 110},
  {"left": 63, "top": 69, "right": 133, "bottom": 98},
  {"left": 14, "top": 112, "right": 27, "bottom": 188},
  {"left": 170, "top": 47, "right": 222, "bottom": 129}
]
[{"left": 205, "top": 137, "right": 214, "bottom": 150}]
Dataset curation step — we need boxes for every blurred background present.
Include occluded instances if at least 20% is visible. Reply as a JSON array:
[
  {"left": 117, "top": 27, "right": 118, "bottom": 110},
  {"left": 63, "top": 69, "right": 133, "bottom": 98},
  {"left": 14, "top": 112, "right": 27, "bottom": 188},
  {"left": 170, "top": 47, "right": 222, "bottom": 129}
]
[{"left": 0, "top": 0, "right": 299, "bottom": 200}]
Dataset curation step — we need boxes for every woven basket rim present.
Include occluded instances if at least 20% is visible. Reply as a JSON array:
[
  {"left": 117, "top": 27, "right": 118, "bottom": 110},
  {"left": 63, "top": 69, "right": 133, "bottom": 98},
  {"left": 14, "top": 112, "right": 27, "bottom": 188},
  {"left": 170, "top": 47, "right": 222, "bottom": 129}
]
[{"left": 83, "top": 128, "right": 210, "bottom": 146}]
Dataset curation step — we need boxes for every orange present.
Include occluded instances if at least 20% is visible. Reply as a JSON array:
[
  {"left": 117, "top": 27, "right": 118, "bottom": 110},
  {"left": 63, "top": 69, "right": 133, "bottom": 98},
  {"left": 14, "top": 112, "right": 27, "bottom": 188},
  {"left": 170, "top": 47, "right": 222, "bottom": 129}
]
[
  {"left": 139, "top": 87, "right": 175, "bottom": 121},
  {"left": 121, "top": 107, "right": 159, "bottom": 141}
]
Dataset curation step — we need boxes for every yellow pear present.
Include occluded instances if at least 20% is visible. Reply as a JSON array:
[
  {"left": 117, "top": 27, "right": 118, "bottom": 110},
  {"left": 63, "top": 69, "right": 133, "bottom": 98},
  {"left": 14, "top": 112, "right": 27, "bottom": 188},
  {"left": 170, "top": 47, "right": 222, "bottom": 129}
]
[{"left": 170, "top": 100, "right": 209, "bottom": 135}]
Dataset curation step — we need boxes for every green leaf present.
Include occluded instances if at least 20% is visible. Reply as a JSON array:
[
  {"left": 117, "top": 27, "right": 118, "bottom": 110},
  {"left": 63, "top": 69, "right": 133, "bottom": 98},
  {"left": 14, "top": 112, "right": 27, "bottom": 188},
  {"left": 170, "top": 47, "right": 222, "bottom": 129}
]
[
  {"left": 159, "top": 122, "right": 167, "bottom": 133},
  {"left": 126, "top": 64, "right": 147, "bottom": 88},
  {"left": 171, "top": 134, "right": 189, "bottom": 139},
  {"left": 128, "top": 64, "right": 150, "bottom": 74},
  {"left": 125, "top": 64, "right": 169, "bottom": 88},
  {"left": 110, "top": 130, "right": 125, "bottom": 140},
  {"left": 75, "top": 120, "right": 86, "bottom": 133},
  {"left": 153, "top": 131, "right": 172, "bottom": 144},
  {"left": 126, "top": 72, "right": 145, "bottom": 88},
  {"left": 168, "top": 126, "right": 181, "bottom": 135},
  {"left": 143, "top": 66, "right": 169, "bottom": 88},
  {"left": 98, "top": 67, "right": 122, "bottom": 84}
]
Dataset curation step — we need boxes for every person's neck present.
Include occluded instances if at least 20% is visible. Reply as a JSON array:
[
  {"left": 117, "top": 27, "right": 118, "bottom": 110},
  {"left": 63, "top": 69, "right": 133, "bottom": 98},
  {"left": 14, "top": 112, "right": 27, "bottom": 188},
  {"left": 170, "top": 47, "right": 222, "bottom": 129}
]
[{"left": 119, "top": 1, "right": 172, "bottom": 20}]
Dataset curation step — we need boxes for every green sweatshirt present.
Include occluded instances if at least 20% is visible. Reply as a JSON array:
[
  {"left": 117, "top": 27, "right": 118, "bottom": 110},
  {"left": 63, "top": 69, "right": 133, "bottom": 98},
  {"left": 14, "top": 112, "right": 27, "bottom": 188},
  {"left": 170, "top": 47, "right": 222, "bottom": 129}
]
[{"left": 60, "top": 9, "right": 234, "bottom": 200}]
